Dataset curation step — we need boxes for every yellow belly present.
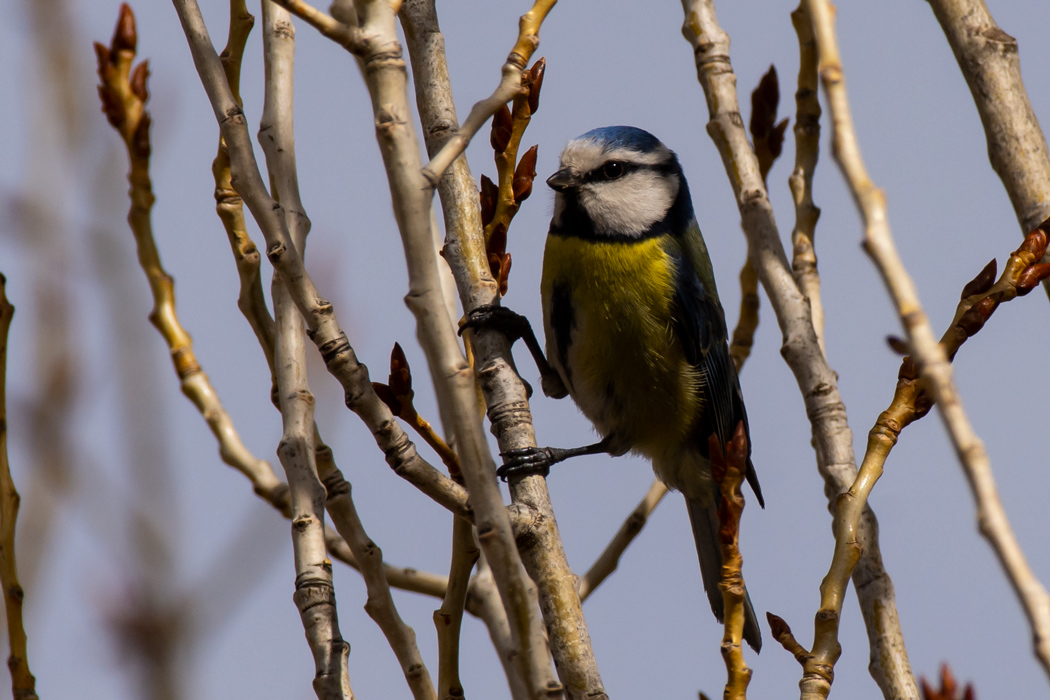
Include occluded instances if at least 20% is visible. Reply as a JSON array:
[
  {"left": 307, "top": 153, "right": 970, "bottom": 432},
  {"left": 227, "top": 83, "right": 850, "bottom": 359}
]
[{"left": 540, "top": 234, "right": 702, "bottom": 459}]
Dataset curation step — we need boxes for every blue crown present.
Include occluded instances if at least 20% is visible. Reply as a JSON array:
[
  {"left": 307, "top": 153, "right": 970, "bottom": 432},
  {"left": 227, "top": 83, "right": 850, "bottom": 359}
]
[{"left": 576, "top": 125, "right": 664, "bottom": 153}]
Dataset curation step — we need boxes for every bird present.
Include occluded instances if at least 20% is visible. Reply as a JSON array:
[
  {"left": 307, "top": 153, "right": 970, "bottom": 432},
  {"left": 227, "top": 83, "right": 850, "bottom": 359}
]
[{"left": 462, "top": 125, "right": 763, "bottom": 651}]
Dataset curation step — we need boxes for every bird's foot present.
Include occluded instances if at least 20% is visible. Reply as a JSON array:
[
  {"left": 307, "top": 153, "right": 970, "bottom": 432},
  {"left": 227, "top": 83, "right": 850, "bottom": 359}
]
[
  {"left": 496, "top": 446, "right": 558, "bottom": 481},
  {"left": 459, "top": 304, "right": 531, "bottom": 343}
]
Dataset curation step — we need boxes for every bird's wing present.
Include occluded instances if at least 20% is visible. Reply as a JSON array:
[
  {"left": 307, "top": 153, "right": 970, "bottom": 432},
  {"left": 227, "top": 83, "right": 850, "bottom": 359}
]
[{"left": 667, "top": 229, "right": 764, "bottom": 506}]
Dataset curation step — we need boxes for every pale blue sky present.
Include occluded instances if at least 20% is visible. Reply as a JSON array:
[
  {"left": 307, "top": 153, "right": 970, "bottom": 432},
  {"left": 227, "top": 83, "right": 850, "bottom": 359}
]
[{"left": 1, "top": 1, "right": 1049, "bottom": 698}]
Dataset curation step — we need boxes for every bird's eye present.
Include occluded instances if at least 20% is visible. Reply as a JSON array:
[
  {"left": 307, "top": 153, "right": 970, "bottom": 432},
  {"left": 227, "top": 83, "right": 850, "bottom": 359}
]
[{"left": 602, "top": 161, "right": 626, "bottom": 180}]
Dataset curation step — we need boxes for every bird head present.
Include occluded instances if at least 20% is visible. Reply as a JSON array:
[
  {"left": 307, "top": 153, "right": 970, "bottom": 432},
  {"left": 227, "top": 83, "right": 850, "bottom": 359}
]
[{"left": 547, "top": 126, "right": 692, "bottom": 239}]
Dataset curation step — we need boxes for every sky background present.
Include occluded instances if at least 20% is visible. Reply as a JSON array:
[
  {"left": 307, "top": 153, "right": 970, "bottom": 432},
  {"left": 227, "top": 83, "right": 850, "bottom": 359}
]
[{"left": 1, "top": 0, "right": 1049, "bottom": 699}]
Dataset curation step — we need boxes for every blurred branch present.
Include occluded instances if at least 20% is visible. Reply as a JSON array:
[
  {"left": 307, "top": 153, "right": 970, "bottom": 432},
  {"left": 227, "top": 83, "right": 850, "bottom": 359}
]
[
  {"left": 806, "top": 0, "right": 1050, "bottom": 689},
  {"left": 578, "top": 479, "right": 667, "bottom": 602},
  {"left": 679, "top": 2, "right": 916, "bottom": 697},
  {"left": 0, "top": 277, "right": 38, "bottom": 700},
  {"left": 927, "top": 0, "right": 1050, "bottom": 301},
  {"left": 710, "top": 424, "right": 753, "bottom": 700},
  {"left": 95, "top": 3, "right": 288, "bottom": 510}
]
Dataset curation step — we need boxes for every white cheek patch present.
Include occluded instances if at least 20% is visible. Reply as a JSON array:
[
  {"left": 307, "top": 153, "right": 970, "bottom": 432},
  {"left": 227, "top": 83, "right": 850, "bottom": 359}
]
[{"left": 579, "top": 170, "right": 678, "bottom": 236}]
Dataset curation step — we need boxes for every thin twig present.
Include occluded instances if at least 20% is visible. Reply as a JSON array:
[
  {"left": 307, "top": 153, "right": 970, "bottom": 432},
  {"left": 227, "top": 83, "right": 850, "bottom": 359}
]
[
  {"left": 0, "top": 276, "right": 38, "bottom": 700},
  {"left": 578, "top": 479, "right": 667, "bottom": 602},
  {"left": 806, "top": 0, "right": 1050, "bottom": 683},
  {"left": 788, "top": 6, "right": 824, "bottom": 355},
  {"left": 678, "top": 2, "right": 917, "bottom": 697}
]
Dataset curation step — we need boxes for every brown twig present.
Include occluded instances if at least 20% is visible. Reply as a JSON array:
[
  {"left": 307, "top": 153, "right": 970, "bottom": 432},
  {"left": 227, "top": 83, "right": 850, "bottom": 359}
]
[
  {"left": 709, "top": 423, "right": 754, "bottom": 700},
  {"left": 0, "top": 276, "right": 38, "bottom": 700}
]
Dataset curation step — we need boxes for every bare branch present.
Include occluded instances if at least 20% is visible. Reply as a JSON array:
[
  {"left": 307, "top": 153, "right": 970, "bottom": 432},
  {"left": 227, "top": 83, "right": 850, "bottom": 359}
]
[
  {"left": 927, "top": 0, "right": 1050, "bottom": 287},
  {"left": 806, "top": 0, "right": 1050, "bottom": 687},
  {"left": 679, "top": 1, "right": 917, "bottom": 697}
]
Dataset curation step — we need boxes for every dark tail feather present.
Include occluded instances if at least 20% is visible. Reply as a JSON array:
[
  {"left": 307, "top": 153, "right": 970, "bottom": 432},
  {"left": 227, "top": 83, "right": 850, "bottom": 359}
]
[{"left": 685, "top": 496, "right": 762, "bottom": 652}]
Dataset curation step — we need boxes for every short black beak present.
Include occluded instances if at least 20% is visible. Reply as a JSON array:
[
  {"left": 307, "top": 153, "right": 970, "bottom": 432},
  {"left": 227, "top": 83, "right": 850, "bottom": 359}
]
[{"left": 546, "top": 168, "right": 574, "bottom": 192}]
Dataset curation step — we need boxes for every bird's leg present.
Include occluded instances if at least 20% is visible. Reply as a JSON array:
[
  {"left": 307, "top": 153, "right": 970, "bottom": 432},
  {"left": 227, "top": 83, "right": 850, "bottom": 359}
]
[
  {"left": 497, "top": 436, "right": 615, "bottom": 481},
  {"left": 460, "top": 304, "right": 568, "bottom": 399}
]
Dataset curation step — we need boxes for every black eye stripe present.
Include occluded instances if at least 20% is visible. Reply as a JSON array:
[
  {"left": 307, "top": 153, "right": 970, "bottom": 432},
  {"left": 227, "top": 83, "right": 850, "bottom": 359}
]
[{"left": 582, "top": 160, "right": 675, "bottom": 183}]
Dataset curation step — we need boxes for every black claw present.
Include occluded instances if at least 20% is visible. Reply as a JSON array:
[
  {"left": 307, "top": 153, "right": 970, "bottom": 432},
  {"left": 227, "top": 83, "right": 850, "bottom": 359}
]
[
  {"left": 496, "top": 446, "right": 554, "bottom": 481},
  {"left": 460, "top": 304, "right": 530, "bottom": 342}
]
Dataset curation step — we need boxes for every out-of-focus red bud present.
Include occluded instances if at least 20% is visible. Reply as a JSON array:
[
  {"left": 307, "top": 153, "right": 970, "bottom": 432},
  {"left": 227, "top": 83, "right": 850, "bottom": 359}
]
[
  {"left": 769, "top": 117, "right": 788, "bottom": 161},
  {"left": 388, "top": 342, "right": 413, "bottom": 399},
  {"left": 94, "top": 42, "right": 112, "bottom": 73},
  {"left": 490, "top": 104, "right": 513, "bottom": 153},
  {"left": 1020, "top": 227, "right": 1048, "bottom": 261},
  {"left": 513, "top": 145, "right": 538, "bottom": 203},
  {"left": 886, "top": 336, "right": 909, "bottom": 355},
  {"left": 114, "top": 3, "right": 138, "bottom": 53},
  {"left": 479, "top": 175, "right": 497, "bottom": 227},
  {"left": 898, "top": 356, "right": 919, "bottom": 381},
  {"left": 97, "top": 86, "right": 123, "bottom": 129},
  {"left": 498, "top": 253, "right": 512, "bottom": 296},
  {"left": 749, "top": 65, "right": 779, "bottom": 139},
  {"left": 131, "top": 112, "right": 152, "bottom": 160},
  {"left": 527, "top": 58, "right": 546, "bottom": 114},
  {"left": 131, "top": 60, "right": 150, "bottom": 102},
  {"left": 372, "top": 382, "right": 402, "bottom": 416},
  {"left": 960, "top": 259, "right": 996, "bottom": 299},
  {"left": 1016, "top": 262, "right": 1050, "bottom": 295}
]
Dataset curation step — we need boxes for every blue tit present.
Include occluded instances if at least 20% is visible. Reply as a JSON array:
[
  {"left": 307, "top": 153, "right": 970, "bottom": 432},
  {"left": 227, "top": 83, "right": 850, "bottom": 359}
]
[{"left": 461, "top": 125, "right": 763, "bottom": 650}]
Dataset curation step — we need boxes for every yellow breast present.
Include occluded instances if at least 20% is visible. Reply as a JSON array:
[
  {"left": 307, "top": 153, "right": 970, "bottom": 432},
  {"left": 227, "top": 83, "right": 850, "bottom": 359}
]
[{"left": 540, "top": 234, "right": 702, "bottom": 457}]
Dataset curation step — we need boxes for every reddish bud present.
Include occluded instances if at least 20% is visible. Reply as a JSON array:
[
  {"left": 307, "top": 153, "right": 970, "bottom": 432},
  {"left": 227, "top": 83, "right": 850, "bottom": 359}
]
[
  {"left": 956, "top": 305, "right": 987, "bottom": 338},
  {"left": 766, "top": 612, "right": 791, "bottom": 640},
  {"left": 886, "top": 335, "right": 909, "bottom": 355},
  {"left": 131, "top": 112, "right": 152, "bottom": 160},
  {"left": 513, "top": 145, "right": 538, "bottom": 203},
  {"left": 498, "top": 253, "right": 512, "bottom": 296},
  {"left": 1016, "top": 262, "right": 1050, "bottom": 295},
  {"left": 131, "top": 60, "right": 150, "bottom": 102},
  {"left": 1020, "top": 227, "right": 1049, "bottom": 261},
  {"left": 749, "top": 64, "right": 780, "bottom": 140},
  {"left": 490, "top": 104, "right": 513, "bottom": 153},
  {"left": 527, "top": 58, "right": 546, "bottom": 114},
  {"left": 94, "top": 42, "right": 112, "bottom": 73},
  {"left": 388, "top": 342, "right": 413, "bottom": 398},
  {"left": 372, "top": 382, "right": 401, "bottom": 416},
  {"left": 770, "top": 117, "right": 788, "bottom": 161},
  {"left": 960, "top": 259, "right": 996, "bottom": 299},
  {"left": 97, "top": 84, "right": 124, "bottom": 129},
  {"left": 113, "top": 3, "right": 138, "bottom": 53},
  {"left": 479, "top": 175, "right": 497, "bottom": 227},
  {"left": 487, "top": 221, "right": 507, "bottom": 258}
]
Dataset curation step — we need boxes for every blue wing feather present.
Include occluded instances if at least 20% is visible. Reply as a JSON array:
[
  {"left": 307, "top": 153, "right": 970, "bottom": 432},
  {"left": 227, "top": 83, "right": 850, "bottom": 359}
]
[{"left": 667, "top": 237, "right": 765, "bottom": 507}]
